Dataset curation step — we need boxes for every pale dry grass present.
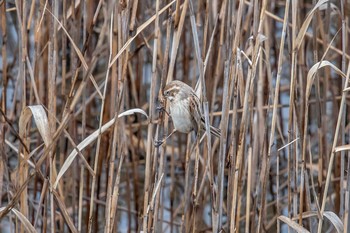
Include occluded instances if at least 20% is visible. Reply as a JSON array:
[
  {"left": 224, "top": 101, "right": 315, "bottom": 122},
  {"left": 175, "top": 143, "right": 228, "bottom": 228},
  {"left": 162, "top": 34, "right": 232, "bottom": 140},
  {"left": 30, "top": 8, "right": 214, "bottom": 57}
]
[{"left": 0, "top": 0, "right": 350, "bottom": 232}]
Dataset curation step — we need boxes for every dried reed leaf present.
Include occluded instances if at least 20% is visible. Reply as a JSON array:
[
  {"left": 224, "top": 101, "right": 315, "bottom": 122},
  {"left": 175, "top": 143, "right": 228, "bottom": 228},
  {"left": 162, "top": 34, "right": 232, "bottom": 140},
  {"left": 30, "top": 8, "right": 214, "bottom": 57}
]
[
  {"left": 278, "top": 216, "right": 310, "bottom": 233},
  {"left": 54, "top": 108, "right": 148, "bottom": 188},
  {"left": 5, "top": 0, "right": 350, "bottom": 231},
  {"left": 334, "top": 144, "right": 350, "bottom": 153},
  {"left": 18, "top": 105, "right": 52, "bottom": 216},
  {"left": 117, "top": 108, "right": 148, "bottom": 118},
  {"left": 0, "top": 207, "right": 36, "bottom": 233},
  {"left": 294, "top": 0, "right": 329, "bottom": 50},
  {"left": 291, "top": 211, "right": 344, "bottom": 233},
  {"left": 318, "top": 2, "right": 341, "bottom": 16},
  {"left": 323, "top": 211, "right": 344, "bottom": 233},
  {"left": 19, "top": 105, "right": 52, "bottom": 147},
  {"left": 306, "top": 61, "right": 346, "bottom": 99}
]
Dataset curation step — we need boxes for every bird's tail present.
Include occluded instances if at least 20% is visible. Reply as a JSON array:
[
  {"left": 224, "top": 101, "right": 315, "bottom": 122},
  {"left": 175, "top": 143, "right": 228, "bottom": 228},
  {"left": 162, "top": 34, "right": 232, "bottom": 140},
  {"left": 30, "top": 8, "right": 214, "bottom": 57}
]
[{"left": 209, "top": 125, "right": 221, "bottom": 138}]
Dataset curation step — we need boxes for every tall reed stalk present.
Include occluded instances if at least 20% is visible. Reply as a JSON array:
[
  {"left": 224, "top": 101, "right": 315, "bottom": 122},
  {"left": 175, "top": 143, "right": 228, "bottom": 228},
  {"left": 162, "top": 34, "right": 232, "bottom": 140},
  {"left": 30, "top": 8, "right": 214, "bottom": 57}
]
[{"left": 0, "top": 0, "right": 349, "bottom": 232}]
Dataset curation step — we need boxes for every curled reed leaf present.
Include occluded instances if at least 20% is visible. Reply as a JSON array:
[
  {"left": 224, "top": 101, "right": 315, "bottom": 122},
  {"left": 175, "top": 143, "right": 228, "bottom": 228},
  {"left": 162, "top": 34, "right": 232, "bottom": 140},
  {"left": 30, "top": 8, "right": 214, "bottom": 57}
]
[
  {"left": 54, "top": 108, "right": 148, "bottom": 188},
  {"left": 334, "top": 144, "right": 350, "bottom": 153},
  {"left": 291, "top": 211, "right": 344, "bottom": 233},
  {"left": 278, "top": 216, "right": 310, "bottom": 233},
  {"left": 294, "top": 0, "right": 329, "bottom": 50},
  {"left": 0, "top": 207, "right": 36, "bottom": 233},
  {"left": 19, "top": 105, "right": 52, "bottom": 147},
  {"left": 306, "top": 60, "right": 346, "bottom": 100}
]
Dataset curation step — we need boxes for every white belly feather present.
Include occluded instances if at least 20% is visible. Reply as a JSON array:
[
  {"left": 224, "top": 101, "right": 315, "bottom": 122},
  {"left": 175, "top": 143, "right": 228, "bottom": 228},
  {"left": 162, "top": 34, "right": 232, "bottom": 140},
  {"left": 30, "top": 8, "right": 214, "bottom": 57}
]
[{"left": 169, "top": 99, "right": 193, "bottom": 133}]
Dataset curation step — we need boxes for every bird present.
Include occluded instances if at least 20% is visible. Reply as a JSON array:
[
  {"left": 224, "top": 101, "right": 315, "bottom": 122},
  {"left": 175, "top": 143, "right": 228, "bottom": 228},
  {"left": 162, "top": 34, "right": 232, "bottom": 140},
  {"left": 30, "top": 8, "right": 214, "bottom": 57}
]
[{"left": 156, "top": 80, "right": 221, "bottom": 146}]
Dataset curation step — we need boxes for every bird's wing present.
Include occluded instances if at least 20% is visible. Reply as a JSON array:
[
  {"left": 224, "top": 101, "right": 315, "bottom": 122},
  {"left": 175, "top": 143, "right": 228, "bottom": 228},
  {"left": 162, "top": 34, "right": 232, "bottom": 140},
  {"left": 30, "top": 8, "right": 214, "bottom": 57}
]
[{"left": 189, "top": 93, "right": 202, "bottom": 135}]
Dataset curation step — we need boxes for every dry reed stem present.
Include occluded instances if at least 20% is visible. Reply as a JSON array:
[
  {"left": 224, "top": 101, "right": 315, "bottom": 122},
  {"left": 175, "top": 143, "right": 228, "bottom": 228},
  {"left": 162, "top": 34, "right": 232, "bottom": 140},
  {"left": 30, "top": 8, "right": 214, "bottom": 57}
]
[
  {"left": 1, "top": 0, "right": 350, "bottom": 232},
  {"left": 103, "top": 9, "right": 117, "bottom": 232},
  {"left": 272, "top": 0, "right": 290, "bottom": 231},
  {"left": 317, "top": 52, "right": 350, "bottom": 233}
]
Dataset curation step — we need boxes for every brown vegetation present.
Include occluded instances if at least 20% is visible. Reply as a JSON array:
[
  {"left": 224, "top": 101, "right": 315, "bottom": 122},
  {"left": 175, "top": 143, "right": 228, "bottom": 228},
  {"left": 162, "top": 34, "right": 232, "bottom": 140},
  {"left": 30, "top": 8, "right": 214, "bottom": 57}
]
[{"left": 0, "top": 0, "right": 350, "bottom": 232}]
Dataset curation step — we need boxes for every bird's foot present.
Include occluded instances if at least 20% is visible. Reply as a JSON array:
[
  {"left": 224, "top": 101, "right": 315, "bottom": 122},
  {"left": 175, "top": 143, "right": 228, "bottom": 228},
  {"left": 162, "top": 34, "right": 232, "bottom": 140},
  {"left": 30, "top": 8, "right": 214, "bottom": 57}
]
[
  {"left": 156, "top": 105, "right": 164, "bottom": 111},
  {"left": 156, "top": 105, "right": 170, "bottom": 117},
  {"left": 154, "top": 139, "right": 164, "bottom": 147}
]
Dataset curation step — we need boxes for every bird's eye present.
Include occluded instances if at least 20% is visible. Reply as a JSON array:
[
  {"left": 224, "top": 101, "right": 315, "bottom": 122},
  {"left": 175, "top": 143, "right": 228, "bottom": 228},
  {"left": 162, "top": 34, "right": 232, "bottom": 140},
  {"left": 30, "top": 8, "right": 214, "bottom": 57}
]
[{"left": 164, "top": 91, "right": 169, "bottom": 96}]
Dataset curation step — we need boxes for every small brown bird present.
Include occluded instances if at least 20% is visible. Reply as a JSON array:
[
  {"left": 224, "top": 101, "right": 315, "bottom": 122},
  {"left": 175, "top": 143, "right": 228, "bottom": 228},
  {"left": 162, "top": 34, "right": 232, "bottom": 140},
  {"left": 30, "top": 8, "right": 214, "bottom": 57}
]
[{"left": 157, "top": 80, "right": 221, "bottom": 145}]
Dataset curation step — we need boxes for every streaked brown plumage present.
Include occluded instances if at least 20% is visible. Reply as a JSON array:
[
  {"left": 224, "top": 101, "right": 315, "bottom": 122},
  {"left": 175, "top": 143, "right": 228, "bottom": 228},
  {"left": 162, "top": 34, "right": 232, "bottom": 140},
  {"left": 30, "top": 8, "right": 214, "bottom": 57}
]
[{"left": 160, "top": 80, "right": 221, "bottom": 142}]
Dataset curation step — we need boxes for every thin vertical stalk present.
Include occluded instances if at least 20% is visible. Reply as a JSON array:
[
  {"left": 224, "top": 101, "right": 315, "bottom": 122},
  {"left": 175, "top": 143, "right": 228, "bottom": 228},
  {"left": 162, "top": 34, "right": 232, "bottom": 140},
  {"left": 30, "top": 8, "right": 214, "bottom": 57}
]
[
  {"left": 270, "top": 1, "right": 290, "bottom": 231},
  {"left": 0, "top": 0, "right": 8, "bottom": 212},
  {"left": 15, "top": 0, "right": 29, "bottom": 231},
  {"left": 48, "top": 1, "right": 59, "bottom": 232},
  {"left": 245, "top": 147, "right": 252, "bottom": 233},
  {"left": 166, "top": 0, "right": 189, "bottom": 83},
  {"left": 78, "top": 167, "right": 84, "bottom": 232},
  {"left": 317, "top": 59, "right": 350, "bottom": 233},
  {"left": 142, "top": 0, "right": 160, "bottom": 231},
  {"left": 224, "top": 0, "right": 244, "bottom": 231},
  {"left": 153, "top": 5, "right": 172, "bottom": 233},
  {"left": 289, "top": 0, "right": 298, "bottom": 225},
  {"left": 103, "top": 9, "right": 116, "bottom": 233},
  {"left": 339, "top": 0, "right": 347, "bottom": 219},
  {"left": 88, "top": 4, "right": 115, "bottom": 233}
]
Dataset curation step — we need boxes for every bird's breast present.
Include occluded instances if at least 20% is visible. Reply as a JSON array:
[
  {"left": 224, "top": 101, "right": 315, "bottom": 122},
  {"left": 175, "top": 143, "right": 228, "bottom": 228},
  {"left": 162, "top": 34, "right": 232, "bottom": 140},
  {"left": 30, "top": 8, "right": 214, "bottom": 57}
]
[{"left": 169, "top": 99, "right": 193, "bottom": 133}]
